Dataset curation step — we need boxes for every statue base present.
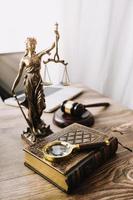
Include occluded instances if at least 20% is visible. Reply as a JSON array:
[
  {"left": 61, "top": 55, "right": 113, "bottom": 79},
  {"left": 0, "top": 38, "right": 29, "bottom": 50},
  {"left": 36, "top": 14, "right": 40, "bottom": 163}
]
[{"left": 21, "top": 125, "right": 53, "bottom": 146}]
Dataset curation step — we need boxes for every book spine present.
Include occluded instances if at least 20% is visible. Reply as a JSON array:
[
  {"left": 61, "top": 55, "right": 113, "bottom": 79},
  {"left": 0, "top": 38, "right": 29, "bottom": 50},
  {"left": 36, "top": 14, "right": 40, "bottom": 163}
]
[{"left": 66, "top": 137, "right": 118, "bottom": 193}]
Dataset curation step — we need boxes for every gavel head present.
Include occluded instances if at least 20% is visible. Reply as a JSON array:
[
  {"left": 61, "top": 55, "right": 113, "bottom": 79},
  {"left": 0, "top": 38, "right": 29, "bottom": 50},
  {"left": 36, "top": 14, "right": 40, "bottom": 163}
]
[{"left": 61, "top": 100, "right": 86, "bottom": 117}]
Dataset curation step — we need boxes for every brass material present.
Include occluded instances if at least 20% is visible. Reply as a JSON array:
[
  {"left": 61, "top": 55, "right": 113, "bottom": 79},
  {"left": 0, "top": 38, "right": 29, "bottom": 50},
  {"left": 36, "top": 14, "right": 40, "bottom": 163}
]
[
  {"left": 104, "top": 138, "right": 110, "bottom": 145},
  {"left": 11, "top": 37, "right": 55, "bottom": 142},
  {"left": 42, "top": 140, "right": 79, "bottom": 162},
  {"left": 43, "top": 23, "right": 70, "bottom": 86},
  {"left": 64, "top": 100, "right": 74, "bottom": 114},
  {"left": 42, "top": 139, "right": 109, "bottom": 162},
  {"left": 75, "top": 144, "right": 80, "bottom": 149}
]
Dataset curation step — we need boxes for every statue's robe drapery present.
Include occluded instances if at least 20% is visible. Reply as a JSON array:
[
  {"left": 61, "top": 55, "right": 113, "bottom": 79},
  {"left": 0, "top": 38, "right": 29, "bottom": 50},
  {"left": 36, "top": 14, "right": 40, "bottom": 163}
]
[{"left": 22, "top": 55, "right": 46, "bottom": 130}]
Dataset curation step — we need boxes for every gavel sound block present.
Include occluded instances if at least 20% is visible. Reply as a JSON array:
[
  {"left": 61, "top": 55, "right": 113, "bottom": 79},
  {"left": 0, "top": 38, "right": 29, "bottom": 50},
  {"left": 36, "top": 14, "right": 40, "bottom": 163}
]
[
  {"left": 53, "top": 108, "right": 94, "bottom": 128},
  {"left": 53, "top": 101, "right": 110, "bottom": 128}
]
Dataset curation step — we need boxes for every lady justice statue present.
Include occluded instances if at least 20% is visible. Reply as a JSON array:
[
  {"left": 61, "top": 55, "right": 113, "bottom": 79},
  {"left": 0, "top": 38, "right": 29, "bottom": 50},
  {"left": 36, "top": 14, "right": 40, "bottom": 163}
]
[{"left": 11, "top": 36, "right": 57, "bottom": 143}]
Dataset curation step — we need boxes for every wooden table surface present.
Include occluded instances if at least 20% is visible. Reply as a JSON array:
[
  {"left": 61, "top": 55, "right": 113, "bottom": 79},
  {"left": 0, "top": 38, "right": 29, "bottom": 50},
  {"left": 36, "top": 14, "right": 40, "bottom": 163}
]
[{"left": 0, "top": 87, "right": 133, "bottom": 200}]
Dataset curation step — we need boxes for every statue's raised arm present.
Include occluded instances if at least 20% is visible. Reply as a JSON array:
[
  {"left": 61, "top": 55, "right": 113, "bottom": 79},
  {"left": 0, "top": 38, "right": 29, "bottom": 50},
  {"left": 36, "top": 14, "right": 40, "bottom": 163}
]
[{"left": 37, "top": 42, "right": 55, "bottom": 59}]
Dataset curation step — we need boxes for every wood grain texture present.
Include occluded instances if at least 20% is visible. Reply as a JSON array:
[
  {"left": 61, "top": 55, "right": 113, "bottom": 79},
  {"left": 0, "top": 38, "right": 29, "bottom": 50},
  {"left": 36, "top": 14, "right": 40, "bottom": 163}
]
[{"left": 0, "top": 87, "right": 133, "bottom": 200}]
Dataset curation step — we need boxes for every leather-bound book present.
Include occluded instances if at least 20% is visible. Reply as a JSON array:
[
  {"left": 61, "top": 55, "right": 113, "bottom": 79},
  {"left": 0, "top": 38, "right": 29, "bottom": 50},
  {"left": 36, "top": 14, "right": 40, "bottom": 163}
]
[{"left": 24, "top": 123, "right": 118, "bottom": 193}]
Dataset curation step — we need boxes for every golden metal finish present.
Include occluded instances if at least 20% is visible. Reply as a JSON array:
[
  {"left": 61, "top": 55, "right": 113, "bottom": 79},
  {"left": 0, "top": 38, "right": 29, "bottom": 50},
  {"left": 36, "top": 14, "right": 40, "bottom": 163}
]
[
  {"left": 42, "top": 140, "right": 79, "bottom": 162},
  {"left": 11, "top": 36, "right": 55, "bottom": 142},
  {"left": 104, "top": 138, "right": 110, "bottom": 146},
  {"left": 42, "top": 139, "right": 109, "bottom": 162},
  {"left": 64, "top": 100, "right": 74, "bottom": 114}
]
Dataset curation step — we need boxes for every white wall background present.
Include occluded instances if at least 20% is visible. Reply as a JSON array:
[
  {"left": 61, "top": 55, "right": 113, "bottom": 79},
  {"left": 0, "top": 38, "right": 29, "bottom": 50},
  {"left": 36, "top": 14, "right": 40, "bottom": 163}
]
[
  {"left": 0, "top": 0, "right": 64, "bottom": 52},
  {"left": 0, "top": 0, "right": 133, "bottom": 108}
]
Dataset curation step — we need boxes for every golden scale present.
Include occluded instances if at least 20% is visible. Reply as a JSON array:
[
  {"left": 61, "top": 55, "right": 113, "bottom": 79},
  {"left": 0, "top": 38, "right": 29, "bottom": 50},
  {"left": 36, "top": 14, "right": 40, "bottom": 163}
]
[{"left": 43, "top": 23, "right": 70, "bottom": 86}]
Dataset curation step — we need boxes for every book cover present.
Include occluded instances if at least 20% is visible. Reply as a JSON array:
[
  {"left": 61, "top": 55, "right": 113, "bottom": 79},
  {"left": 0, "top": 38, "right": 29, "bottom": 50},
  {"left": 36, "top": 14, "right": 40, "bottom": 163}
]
[{"left": 24, "top": 123, "right": 118, "bottom": 193}]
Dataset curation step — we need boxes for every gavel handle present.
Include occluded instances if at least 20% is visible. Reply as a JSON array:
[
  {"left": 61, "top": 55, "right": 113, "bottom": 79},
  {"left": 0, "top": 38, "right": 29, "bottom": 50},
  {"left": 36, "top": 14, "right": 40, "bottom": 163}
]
[{"left": 84, "top": 102, "right": 110, "bottom": 108}]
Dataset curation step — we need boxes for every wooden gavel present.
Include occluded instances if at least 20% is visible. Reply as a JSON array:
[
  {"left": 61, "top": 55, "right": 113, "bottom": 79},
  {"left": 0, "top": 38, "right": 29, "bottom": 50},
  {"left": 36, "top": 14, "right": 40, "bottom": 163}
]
[{"left": 61, "top": 100, "right": 110, "bottom": 117}]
